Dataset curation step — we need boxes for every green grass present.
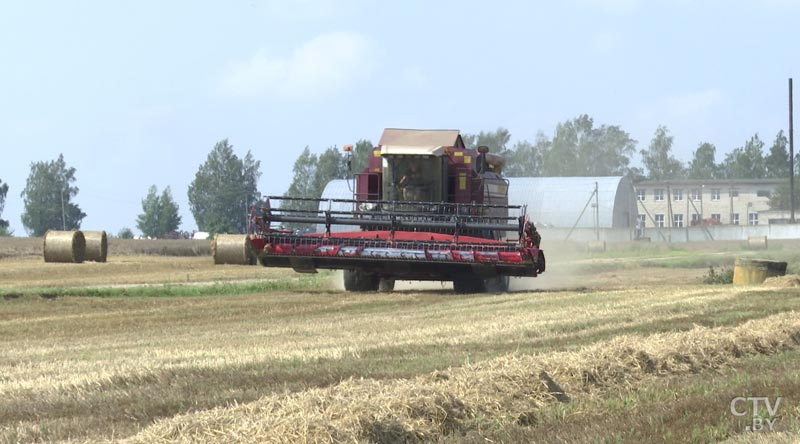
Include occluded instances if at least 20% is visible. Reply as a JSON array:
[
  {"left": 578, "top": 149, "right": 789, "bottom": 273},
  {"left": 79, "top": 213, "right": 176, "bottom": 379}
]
[{"left": 1, "top": 272, "right": 332, "bottom": 298}]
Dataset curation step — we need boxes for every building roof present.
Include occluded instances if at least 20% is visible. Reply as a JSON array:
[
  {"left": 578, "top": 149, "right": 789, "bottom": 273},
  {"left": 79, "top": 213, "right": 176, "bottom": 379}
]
[
  {"left": 378, "top": 128, "right": 465, "bottom": 148},
  {"left": 508, "top": 177, "right": 637, "bottom": 228},
  {"left": 635, "top": 178, "right": 785, "bottom": 187}
]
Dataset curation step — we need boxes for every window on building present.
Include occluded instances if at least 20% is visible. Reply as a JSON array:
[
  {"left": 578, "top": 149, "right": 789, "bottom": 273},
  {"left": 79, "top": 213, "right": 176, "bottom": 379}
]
[
  {"left": 691, "top": 213, "right": 701, "bottom": 225},
  {"left": 673, "top": 189, "right": 683, "bottom": 201},
  {"left": 655, "top": 214, "right": 665, "bottom": 228},
  {"left": 690, "top": 188, "right": 702, "bottom": 200},
  {"left": 673, "top": 214, "right": 684, "bottom": 227},
  {"left": 654, "top": 189, "right": 664, "bottom": 201},
  {"left": 710, "top": 189, "right": 721, "bottom": 201},
  {"left": 729, "top": 190, "right": 739, "bottom": 197},
  {"left": 749, "top": 212, "right": 759, "bottom": 225},
  {"left": 732, "top": 213, "right": 740, "bottom": 225},
  {"left": 636, "top": 189, "right": 645, "bottom": 201},
  {"left": 711, "top": 213, "right": 721, "bottom": 223},
  {"left": 757, "top": 190, "right": 772, "bottom": 198}
]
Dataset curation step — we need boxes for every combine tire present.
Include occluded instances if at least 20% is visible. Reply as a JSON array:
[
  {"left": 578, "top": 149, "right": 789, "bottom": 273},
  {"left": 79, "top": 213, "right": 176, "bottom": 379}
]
[
  {"left": 454, "top": 276, "right": 509, "bottom": 293},
  {"left": 453, "top": 276, "right": 487, "bottom": 294},
  {"left": 343, "top": 270, "right": 379, "bottom": 292},
  {"left": 378, "top": 278, "right": 395, "bottom": 292},
  {"left": 485, "top": 276, "right": 510, "bottom": 293}
]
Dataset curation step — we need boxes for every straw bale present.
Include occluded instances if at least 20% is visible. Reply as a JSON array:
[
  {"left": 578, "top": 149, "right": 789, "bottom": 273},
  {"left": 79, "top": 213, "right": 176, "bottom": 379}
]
[
  {"left": 746, "top": 235, "right": 768, "bottom": 250},
  {"left": 127, "top": 312, "right": 800, "bottom": 444},
  {"left": 763, "top": 274, "right": 800, "bottom": 288},
  {"left": 82, "top": 230, "right": 108, "bottom": 262},
  {"left": 42, "top": 230, "right": 85, "bottom": 263},
  {"left": 212, "top": 234, "right": 255, "bottom": 265}
]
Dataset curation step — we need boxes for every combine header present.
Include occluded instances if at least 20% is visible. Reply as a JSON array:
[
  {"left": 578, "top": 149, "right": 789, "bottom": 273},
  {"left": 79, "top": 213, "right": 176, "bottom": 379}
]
[{"left": 250, "top": 128, "right": 545, "bottom": 293}]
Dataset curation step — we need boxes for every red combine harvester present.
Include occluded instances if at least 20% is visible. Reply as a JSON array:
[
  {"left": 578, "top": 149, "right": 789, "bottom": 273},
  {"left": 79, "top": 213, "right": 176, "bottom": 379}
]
[{"left": 249, "top": 128, "right": 545, "bottom": 293}]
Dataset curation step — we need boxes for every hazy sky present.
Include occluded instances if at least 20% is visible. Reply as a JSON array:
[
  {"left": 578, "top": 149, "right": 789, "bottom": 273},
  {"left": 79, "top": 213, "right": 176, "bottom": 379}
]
[{"left": 1, "top": 0, "right": 798, "bottom": 236}]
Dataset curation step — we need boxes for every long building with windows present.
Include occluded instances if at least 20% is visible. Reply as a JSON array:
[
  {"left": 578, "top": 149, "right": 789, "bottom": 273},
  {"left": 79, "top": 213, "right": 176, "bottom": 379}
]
[{"left": 633, "top": 179, "right": 784, "bottom": 233}]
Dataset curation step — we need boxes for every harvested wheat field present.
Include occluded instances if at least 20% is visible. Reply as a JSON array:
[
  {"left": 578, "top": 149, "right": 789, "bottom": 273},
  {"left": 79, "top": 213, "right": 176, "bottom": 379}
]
[{"left": 1, "top": 238, "right": 800, "bottom": 443}]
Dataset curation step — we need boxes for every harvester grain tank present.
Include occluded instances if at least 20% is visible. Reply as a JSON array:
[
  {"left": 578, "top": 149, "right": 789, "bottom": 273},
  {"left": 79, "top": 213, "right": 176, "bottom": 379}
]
[{"left": 249, "top": 128, "right": 545, "bottom": 293}]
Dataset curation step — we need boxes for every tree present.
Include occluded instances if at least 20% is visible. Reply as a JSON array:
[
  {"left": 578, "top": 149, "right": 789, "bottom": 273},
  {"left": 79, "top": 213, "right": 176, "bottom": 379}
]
[
  {"left": 21, "top": 154, "right": 86, "bottom": 236},
  {"left": 687, "top": 142, "right": 718, "bottom": 180},
  {"left": 351, "top": 139, "right": 374, "bottom": 174},
  {"left": 463, "top": 127, "right": 512, "bottom": 151},
  {"left": 541, "top": 115, "right": 636, "bottom": 176},
  {"left": 502, "top": 134, "right": 547, "bottom": 177},
  {"left": 769, "top": 180, "right": 799, "bottom": 211},
  {"left": 136, "top": 185, "right": 182, "bottom": 238},
  {"left": 721, "top": 134, "right": 766, "bottom": 179},
  {"left": 282, "top": 147, "right": 319, "bottom": 229},
  {"left": 313, "top": 146, "right": 348, "bottom": 198},
  {"left": 117, "top": 227, "right": 134, "bottom": 239},
  {"left": 640, "top": 126, "right": 685, "bottom": 180},
  {"left": 765, "top": 130, "right": 789, "bottom": 178},
  {"left": 188, "top": 139, "right": 261, "bottom": 234},
  {"left": 0, "top": 179, "right": 9, "bottom": 236}
]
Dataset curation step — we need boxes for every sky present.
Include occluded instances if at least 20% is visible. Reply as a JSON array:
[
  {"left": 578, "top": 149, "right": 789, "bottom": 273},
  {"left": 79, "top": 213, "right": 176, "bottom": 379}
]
[{"left": 1, "top": 0, "right": 798, "bottom": 236}]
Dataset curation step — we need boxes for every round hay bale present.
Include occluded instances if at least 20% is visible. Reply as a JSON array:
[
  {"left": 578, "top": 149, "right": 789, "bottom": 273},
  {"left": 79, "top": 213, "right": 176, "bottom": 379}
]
[
  {"left": 83, "top": 230, "right": 108, "bottom": 262},
  {"left": 586, "top": 240, "right": 606, "bottom": 253},
  {"left": 746, "top": 235, "right": 768, "bottom": 250},
  {"left": 212, "top": 234, "right": 255, "bottom": 265},
  {"left": 733, "top": 258, "right": 787, "bottom": 285},
  {"left": 43, "top": 230, "right": 86, "bottom": 263}
]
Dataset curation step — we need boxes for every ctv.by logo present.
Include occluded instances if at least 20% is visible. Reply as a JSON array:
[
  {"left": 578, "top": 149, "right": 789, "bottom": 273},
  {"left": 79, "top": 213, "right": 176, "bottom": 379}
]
[{"left": 730, "top": 397, "right": 782, "bottom": 432}]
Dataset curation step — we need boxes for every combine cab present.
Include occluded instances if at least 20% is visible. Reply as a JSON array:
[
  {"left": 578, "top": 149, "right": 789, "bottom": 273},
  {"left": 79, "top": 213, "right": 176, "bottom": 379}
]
[{"left": 250, "top": 128, "right": 545, "bottom": 293}]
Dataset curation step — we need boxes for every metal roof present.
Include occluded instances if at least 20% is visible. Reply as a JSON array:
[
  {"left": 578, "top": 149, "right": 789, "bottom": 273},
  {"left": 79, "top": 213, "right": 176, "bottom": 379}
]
[
  {"left": 319, "top": 176, "right": 637, "bottom": 230},
  {"left": 378, "top": 128, "right": 465, "bottom": 148},
  {"left": 380, "top": 145, "right": 446, "bottom": 156},
  {"left": 508, "top": 177, "right": 637, "bottom": 228}
]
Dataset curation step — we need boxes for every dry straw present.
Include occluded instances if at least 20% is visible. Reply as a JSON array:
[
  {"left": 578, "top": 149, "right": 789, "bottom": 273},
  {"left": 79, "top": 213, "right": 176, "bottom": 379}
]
[
  {"left": 212, "top": 234, "right": 255, "bottom": 265},
  {"left": 127, "top": 311, "right": 800, "bottom": 444},
  {"left": 83, "top": 230, "right": 108, "bottom": 262},
  {"left": 42, "top": 230, "right": 86, "bottom": 263}
]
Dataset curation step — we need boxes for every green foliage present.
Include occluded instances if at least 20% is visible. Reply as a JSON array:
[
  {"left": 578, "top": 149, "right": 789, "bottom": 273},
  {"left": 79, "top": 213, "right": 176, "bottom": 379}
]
[
  {"left": 463, "top": 127, "right": 512, "bottom": 152},
  {"left": 702, "top": 266, "right": 733, "bottom": 284},
  {"left": 541, "top": 115, "right": 636, "bottom": 176},
  {"left": 282, "top": 147, "right": 320, "bottom": 230},
  {"left": 765, "top": 130, "right": 789, "bottom": 178},
  {"left": 117, "top": 227, "right": 134, "bottom": 239},
  {"left": 351, "top": 139, "right": 374, "bottom": 174},
  {"left": 769, "top": 179, "right": 800, "bottom": 210},
  {"left": 721, "top": 134, "right": 766, "bottom": 179},
  {"left": 314, "top": 146, "right": 348, "bottom": 197},
  {"left": 20, "top": 154, "right": 85, "bottom": 236},
  {"left": 640, "top": 126, "right": 686, "bottom": 180},
  {"left": 687, "top": 142, "right": 718, "bottom": 179},
  {"left": 136, "top": 185, "right": 182, "bottom": 238},
  {"left": 0, "top": 179, "right": 9, "bottom": 236},
  {"left": 502, "top": 136, "right": 546, "bottom": 177},
  {"left": 188, "top": 139, "right": 261, "bottom": 234}
]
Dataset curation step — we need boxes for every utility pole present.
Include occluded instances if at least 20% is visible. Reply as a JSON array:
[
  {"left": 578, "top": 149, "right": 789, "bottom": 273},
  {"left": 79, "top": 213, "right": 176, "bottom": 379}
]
[{"left": 790, "top": 78, "right": 796, "bottom": 223}]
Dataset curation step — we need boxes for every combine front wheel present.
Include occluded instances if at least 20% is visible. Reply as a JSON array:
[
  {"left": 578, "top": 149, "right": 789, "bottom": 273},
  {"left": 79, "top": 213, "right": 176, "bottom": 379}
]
[
  {"left": 453, "top": 277, "right": 487, "bottom": 294},
  {"left": 343, "top": 270, "right": 380, "bottom": 292},
  {"left": 378, "top": 278, "right": 395, "bottom": 292}
]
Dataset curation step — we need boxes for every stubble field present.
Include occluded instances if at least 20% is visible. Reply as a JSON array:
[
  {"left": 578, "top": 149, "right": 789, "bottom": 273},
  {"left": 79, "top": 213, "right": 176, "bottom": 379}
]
[{"left": 1, "top": 237, "right": 800, "bottom": 443}]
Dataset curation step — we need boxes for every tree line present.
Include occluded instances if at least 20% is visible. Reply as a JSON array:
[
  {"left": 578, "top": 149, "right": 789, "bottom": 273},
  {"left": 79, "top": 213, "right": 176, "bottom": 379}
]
[{"left": 0, "top": 115, "right": 797, "bottom": 237}]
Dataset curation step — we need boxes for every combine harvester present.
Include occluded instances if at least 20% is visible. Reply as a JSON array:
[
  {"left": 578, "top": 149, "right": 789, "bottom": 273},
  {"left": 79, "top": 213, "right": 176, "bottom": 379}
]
[{"left": 250, "top": 128, "right": 545, "bottom": 293}]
